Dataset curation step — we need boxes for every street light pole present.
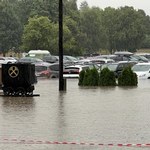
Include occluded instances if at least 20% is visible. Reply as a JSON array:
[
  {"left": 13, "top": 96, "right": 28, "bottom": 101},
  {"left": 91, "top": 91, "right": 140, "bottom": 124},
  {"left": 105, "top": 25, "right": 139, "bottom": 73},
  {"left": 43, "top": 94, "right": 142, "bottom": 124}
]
[{"left": 59, "top": 0, "right": 64, "bottom": 91}]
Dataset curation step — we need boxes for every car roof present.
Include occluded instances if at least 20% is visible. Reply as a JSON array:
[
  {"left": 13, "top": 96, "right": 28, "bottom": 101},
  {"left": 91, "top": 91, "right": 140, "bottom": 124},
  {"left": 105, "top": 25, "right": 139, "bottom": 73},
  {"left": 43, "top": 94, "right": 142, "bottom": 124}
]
[
  {"left": 114, "top": 51, "right": 133, "bottom": 56},
  {"left": 135, "top": 62, "right": 150, "bottom": 65},
  {"left": 35, "top": 62, "right": 51, "bottom": 66}
]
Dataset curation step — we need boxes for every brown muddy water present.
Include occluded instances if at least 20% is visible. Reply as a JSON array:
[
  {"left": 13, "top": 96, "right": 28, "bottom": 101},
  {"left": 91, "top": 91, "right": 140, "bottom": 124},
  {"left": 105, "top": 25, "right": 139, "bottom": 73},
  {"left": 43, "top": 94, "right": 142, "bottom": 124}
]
[{"left": 0, "top": 78, "right": 150, "bottom": 150}]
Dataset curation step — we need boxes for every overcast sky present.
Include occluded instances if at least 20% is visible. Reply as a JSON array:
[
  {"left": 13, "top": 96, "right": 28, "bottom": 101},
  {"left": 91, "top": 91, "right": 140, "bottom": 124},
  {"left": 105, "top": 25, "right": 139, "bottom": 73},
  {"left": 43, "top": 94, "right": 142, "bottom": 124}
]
[{"left": 77, "top": 0, "right": 150, "bottom": 16}]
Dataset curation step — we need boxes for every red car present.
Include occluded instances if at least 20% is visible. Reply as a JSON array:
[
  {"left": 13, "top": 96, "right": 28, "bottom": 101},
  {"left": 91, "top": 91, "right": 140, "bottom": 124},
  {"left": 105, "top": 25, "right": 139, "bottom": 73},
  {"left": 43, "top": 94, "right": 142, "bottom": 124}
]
[{"left": 35, "top": 62, "right": 59, "bottom": 78}]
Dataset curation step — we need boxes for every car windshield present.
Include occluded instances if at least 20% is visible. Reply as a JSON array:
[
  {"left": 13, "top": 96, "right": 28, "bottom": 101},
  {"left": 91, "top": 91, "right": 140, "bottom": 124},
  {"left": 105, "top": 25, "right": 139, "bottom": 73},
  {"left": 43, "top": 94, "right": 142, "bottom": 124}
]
[
  {"left": 132, "top": 64, "right": 150, "bottom": 72},
  {"left": 131, "top": 55, "right": 148, "bottom": 61},
  {"left": 101, "top": 64, "right": 118, "bottom": 71},
  {"left": 64, "top": 56, "right": 78, "bottom": 61},
  {"left": 35, "top": 66, "right": 48, "bottom": 72}
]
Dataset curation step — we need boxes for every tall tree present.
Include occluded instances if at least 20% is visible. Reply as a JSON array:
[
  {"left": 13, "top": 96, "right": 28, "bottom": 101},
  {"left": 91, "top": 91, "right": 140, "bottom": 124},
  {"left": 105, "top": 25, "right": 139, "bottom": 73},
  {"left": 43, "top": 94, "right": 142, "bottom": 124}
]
[
  {"left": 21, "top": 16, "right": 54, "bottom": 51},
  {"left": 103, "top": 6, "right": 147, "bottom": 52},
  {"left": 115, "top": 6, "right": 146, "bottom": 52},
  {"left": 79, "top": 7, "right": 107, "bottom": 54},
  {"left": 0, "top": 1, "right": 22, "bottom": 53}
]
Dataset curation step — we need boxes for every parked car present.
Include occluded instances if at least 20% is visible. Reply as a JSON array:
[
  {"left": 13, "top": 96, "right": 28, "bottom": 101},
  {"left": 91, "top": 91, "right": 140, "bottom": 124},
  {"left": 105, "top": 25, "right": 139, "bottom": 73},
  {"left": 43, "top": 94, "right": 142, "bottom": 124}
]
[
  {"left": 35, "top": 62, "right": 60, "bottom": 78},
  {"left": 101, "top": 61, "right": 137, "bottom": 77},
  {"left": 35, "top": 62, "right": 51, "bottom": 78},
  {"left": 48, "top": 63, "right": 60, "bottom": 78},
  {"left": 130, "top": 55, "right": 149, "bottom": 62},
  {"left": 18, "top": 57, "right": 43, "bottom": 64},
  {"left": 139, "top": 53, "right": 150, "bottom": 61},
  {"left": 132, "top": 63, "right": 150, "bottom": 79},
  {"left": 43, "top": 55, "right": 59, "bottom": 63},
  {"left": 90, "top": 58, "right": 115, "bottom": 66},
  {"left": 63, "top": 65, "right": 94, "bottom": 78},
  {"left": 0, "top": 57, "right": 17, "bottom": 64}
]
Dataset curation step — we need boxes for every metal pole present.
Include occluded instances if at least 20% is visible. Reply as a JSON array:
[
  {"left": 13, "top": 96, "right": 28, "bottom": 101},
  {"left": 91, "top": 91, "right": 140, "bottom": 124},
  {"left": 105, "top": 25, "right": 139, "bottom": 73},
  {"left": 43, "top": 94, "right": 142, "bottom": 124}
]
[{"left": 59, "top": 0, "right": 64, "bottom": 91}]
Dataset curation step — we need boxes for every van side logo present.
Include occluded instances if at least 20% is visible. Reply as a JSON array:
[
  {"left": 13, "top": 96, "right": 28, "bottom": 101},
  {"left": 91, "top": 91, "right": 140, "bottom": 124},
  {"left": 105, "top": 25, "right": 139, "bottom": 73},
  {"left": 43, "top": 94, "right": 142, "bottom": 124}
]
[{"left": 8, "top": 66, "right": 19, "bottom": 78}]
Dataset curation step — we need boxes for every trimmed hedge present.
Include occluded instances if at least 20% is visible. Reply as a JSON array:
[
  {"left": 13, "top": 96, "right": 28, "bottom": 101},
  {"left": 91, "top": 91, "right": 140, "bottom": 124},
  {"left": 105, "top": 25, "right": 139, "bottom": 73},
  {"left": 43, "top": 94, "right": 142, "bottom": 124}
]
[
  {"left": 78, "top": 69, "right": 85, "bottom": 86},
  {"left": 78, "top": 66, "right": 138, "bottom": 86},
  {"left": 79, "top": 68, "right": 99, "bottom": 86},
  {"left": 99, "top": 68, "right": 116, "bottom": 86},
  {"left": 118, "top": 67, "right": 138, "bottom": 86}
]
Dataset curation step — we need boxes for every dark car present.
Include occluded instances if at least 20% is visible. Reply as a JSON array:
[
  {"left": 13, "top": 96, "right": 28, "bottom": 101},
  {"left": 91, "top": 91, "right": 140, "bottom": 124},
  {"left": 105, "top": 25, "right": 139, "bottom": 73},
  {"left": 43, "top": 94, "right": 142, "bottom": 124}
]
[
  {"left": 35, "top": 62, "right": 59, "bottom": 78},
  {"left": 18, "top": 57, "right": 43, "bottom": 64},
  {"left": 101, "top": 61, "right": 137, "bottom": 77},
  {"left": 43, "top": 55, "right": 59, "bottom": 63}
]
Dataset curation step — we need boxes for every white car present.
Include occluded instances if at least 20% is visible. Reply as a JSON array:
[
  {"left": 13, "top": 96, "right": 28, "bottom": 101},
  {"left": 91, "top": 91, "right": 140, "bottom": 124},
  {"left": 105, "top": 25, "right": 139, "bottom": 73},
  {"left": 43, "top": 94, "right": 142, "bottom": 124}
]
[
  {"left": 132, "top": 63, "right": 150, "bottom": 79},
  {"left": 63, "top": 65, "right": 91, "bottom": 78},
  {"left": 0, "top": 57, "right": 17, "bottom": 64},
  {"left": 90, "top": 58, "right": 115, "bottom": 66}
]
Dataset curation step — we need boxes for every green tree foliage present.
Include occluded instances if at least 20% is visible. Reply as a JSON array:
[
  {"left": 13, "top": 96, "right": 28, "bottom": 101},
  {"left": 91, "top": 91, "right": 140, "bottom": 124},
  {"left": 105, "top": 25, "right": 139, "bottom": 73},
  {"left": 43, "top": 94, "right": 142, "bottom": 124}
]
[
  {"left": 79, "top": 7, "right": 107, "bottom": 54},
  {"left": 103, "top": 6, "right": 147, "bottom": 53},
  {"left": 82, "top": 69, "right": 91, "bottom": 86},
  {"left": 141, "top": 15, "right": 150, "bottom": 48},
  {"left": 116, "top": 6, "right": 146, "bottom": 52},
  {"left": 88, "top": 68, "right": 99, "bottom": 86},
  {"left": 1, "top": 0, "right": 150, "bottom": 55},
  {"left": 0, "top": 1, "right": 22, "bottom": 53},
  {"left": 99, "top": 68, "right": 116, "bottom": 86},
  {"left": 102, "top": 7, "right": 118, "bottom": 53},
  {"left": 78, "top": 69, "right": 85, "bottom": 86},
  {"left": 118, "top": 67, "right": 138, "bottom": 86},
  {"left": 21, "top": 16, "right": 78, "bottom": 55},
  {"left": 21, "top": 16, "right": 55, "bottom": 51},
  {"left": 81, "top": 68, "right": 99, "bottom": 86},
  {"left": 79, "top": 1, "right": 89, "bottom": 10}
]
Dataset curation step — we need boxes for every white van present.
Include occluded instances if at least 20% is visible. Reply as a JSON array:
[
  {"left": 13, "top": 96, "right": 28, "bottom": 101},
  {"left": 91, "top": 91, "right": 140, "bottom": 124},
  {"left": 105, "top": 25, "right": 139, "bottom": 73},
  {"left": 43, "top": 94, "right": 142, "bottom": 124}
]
[{"left": 27, "top": 50, "right": 51, "bottom": 59}]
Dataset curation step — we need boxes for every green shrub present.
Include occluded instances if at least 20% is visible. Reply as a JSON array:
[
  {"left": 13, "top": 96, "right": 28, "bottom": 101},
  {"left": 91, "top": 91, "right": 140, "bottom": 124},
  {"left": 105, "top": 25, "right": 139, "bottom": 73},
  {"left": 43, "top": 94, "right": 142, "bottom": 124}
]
[
  {"left": 99, "top": 68, "right": 116, "bottom": 86},
  {"left": 88, "top": 68, "right": 99, "bottom": 86},
  {"left": 78, "top": 70, "right": 85, "bottom": 86},
  {"left": 118, "top": 67, "right": 138, "bottom": 86},
  {"left": 79, "top": 68, "right": 99, "bottom": 86},
  {"left": 82, "top": 69, "right": 91, "bottom": 86}
]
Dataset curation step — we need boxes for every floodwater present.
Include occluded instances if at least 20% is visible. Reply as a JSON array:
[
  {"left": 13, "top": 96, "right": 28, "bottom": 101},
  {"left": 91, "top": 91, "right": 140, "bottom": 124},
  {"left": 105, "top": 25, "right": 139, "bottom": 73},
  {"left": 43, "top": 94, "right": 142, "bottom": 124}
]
[{"left": 0, "top": 78, "right": 150, "bottom": 150}]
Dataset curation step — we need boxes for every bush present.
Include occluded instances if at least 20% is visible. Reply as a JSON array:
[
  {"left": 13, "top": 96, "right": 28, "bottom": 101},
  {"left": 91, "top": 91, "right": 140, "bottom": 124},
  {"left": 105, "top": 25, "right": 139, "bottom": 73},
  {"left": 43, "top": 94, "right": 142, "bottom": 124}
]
[
  {"left": 88, "top": 68, "right": 99, "bottom": 86},
  {"left": 99, "top": 68, "right": 116, "bottom": 86},
  {"left": 118, "top": 67, "right": 138, "bottom": 86},
  {"left": 82, "top": 69, "right": 91, "bottom": 86},
  {"left": 78, "top": 70, "right": 85, "bottom": 86},
  {"left": 79, "top": 68, "right": 99, "bottom": 86}
]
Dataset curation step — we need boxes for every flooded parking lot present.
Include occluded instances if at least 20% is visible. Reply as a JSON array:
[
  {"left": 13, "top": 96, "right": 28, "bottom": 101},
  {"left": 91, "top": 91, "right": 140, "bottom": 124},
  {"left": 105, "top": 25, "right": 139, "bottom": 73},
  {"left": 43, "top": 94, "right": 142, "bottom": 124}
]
[{"left": 0, "top": 78, "right": 150, "bottom": 150}]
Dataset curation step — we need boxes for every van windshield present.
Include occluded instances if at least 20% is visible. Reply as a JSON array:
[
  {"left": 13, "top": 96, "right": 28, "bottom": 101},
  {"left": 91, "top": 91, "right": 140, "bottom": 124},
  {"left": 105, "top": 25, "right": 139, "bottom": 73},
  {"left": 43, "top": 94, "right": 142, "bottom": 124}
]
[
  {"left": 28, "top": 53, "right": 50, "bottom": 59},
  {"left": 27, "top": 50, "right": 51, "bottom": 59}
]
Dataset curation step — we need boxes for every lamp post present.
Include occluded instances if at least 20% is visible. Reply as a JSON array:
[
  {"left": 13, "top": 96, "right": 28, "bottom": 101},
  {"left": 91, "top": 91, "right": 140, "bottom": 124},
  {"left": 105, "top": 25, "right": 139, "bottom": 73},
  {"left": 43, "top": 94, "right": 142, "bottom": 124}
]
[{"left": 59, "top": 0, "right": 64, "bottom": 91}]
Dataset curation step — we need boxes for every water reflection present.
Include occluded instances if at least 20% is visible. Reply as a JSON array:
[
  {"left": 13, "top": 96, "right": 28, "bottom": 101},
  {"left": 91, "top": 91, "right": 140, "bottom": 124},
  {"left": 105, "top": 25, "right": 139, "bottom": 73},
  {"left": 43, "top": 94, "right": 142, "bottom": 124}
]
[
  {"left": 2, "top": 97, "right": 35, "bottom": 110},
  {"left": 56, "top": 92, "right": 67, "bottom": 141}
]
